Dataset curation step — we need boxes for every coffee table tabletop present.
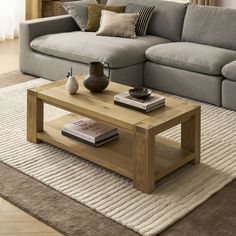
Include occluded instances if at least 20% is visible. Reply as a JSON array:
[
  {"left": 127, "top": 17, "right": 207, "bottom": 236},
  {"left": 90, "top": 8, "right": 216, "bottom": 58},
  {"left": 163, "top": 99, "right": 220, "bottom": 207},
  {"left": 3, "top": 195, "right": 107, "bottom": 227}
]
[{"left": 27, "top": 75, "right": 201, "bottom": 193}]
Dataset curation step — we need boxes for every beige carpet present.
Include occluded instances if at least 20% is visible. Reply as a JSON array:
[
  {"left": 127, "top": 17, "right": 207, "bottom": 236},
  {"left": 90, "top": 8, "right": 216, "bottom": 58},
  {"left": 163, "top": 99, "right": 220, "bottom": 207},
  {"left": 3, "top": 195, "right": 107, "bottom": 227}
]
[{"left": 0, "top": 79, "right": 236, "bottom": 236}]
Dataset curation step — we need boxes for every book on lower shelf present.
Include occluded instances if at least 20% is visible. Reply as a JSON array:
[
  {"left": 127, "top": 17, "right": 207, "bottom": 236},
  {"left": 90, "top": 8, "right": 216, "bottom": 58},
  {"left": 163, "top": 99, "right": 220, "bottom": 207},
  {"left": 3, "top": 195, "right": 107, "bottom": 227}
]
[
  {"left": 114, "top": 92, "right": 165, "bottom": 113},
  {"left": 61, "top": 117, "right": 119, "bottom": 147}
]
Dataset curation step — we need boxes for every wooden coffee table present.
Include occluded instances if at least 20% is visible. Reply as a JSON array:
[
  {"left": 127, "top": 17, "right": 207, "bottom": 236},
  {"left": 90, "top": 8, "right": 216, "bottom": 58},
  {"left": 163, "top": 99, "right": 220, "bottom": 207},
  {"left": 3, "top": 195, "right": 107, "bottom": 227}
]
[{"left": 27, "top": 75, "right": 200, "bottom": 193}]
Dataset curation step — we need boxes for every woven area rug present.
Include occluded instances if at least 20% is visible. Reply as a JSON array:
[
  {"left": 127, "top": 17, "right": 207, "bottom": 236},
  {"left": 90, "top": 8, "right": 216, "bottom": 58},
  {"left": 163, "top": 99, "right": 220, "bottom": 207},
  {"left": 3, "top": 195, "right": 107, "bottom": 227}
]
[{"left": 0, "top": 79, "right": 236, "bottom": 236}]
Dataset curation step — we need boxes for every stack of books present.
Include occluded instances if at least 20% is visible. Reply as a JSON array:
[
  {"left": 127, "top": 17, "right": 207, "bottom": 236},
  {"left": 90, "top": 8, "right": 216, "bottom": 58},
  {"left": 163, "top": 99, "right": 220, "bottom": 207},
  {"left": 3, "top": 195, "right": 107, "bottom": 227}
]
[
  {"left": 62, "top": 117, "right": 119, "bottom": 147},
  {"left": 114, "top": 92, "right": 165, "bottom": 113}
]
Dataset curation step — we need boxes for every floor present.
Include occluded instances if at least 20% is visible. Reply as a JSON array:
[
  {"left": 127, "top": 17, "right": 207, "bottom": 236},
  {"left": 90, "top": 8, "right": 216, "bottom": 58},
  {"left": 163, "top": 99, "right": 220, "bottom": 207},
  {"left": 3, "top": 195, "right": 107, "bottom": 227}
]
[
  {"left": 0, "top": 198, "right": 62, "bottom": 236},
  {"left": 0, "top": 39, "right": 19, "bottom": 74},
  {"left": 0, "top": 39, "right": 63, "bottom": 236}
]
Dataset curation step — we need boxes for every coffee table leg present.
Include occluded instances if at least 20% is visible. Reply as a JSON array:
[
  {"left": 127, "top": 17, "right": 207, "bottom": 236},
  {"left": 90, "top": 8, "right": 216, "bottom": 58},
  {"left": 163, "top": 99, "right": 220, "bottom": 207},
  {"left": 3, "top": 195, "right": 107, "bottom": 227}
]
[
  {"left": 27, "top": 90, "right": 44, "bottom": 143},
  {"left": 133, "top": 128, "right": 155, "bottom": 193},
  {"left": 181, "top": 108, "right": 201, "bottom": 164}
]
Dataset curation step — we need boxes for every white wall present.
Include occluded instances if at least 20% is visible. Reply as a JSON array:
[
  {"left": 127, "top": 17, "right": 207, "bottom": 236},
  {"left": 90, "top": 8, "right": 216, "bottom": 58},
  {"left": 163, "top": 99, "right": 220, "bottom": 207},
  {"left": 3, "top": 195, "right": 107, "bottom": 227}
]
[{"left": 215, "top": 0, "right": 236, "bottom": 8}]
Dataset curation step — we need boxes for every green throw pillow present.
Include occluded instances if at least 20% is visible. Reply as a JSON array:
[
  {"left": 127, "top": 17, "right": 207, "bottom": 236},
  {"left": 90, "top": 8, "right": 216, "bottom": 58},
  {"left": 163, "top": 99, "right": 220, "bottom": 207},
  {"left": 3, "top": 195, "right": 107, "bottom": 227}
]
[{"left": 84, "top": 4, "right": 125, "bottom": 32}]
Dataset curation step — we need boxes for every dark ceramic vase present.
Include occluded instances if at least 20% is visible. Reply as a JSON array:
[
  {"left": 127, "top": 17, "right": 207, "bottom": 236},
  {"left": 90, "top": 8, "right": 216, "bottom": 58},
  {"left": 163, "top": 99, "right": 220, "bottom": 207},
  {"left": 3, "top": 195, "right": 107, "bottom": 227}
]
[{"left": 84, "top": 61, "right": 110, "bottom": 93}]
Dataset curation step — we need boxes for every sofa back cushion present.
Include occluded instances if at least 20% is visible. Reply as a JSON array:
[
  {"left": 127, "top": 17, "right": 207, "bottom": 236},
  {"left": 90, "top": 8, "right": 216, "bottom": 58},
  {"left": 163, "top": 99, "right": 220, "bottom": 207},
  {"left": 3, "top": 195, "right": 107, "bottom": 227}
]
[
  {"left": 182, "top": 4, "right": 236, "bottom": 51},
  {"left": 107, "top": 0, "right": 188, "bottom": 41}
]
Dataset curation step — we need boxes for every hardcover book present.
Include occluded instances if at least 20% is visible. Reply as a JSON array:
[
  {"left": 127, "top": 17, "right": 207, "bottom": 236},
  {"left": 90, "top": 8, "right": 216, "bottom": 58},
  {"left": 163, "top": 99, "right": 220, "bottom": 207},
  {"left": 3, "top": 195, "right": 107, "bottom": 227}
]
[
  {"left": 62, "top": 130, "right": 119, "bottom": 147},
  {"left": 114, "top": 92, "right": 165, "bottom": 110},
  {"left": 62, "top": 117, "right": 118, "bottom": 143},
  {"left": 114, "top": 100, "right": 165, "bottom": 113}
]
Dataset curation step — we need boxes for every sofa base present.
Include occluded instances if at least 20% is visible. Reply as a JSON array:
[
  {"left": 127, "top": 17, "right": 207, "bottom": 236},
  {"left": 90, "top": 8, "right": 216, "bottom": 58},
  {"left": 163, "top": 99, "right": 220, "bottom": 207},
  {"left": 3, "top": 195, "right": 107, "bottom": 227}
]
[
  {"left": 222, "top": 80, "right": 236, "bottom": 111},
  {"left": 20, "top": 51, "right": 144, "bottom": 87},
  {"left": 144, "top": 62, "right": 223, "bottom": 106}
]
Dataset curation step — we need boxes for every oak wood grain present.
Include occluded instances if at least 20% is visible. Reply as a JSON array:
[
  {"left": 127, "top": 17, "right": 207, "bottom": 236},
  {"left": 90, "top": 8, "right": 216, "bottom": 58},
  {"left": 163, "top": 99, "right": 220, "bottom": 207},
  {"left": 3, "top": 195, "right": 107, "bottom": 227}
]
[
  {"left": 133, "top": 128, "right": 155, "bottom": 193},
  {"left": 27, "top": 76, "right": 201, "bottom": 193},
  {"left": 181, "top": 107, "right": 201, "bottom": 164},
  {"left": 27, "top": 90, "right": 44, "bottom": 143}
]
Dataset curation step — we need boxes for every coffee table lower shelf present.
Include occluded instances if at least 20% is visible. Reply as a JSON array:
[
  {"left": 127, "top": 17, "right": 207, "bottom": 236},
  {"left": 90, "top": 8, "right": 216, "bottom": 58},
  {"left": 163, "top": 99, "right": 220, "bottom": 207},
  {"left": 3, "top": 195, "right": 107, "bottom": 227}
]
[{"left": 36, "top": 114, "right": 194, "bottom": 182}]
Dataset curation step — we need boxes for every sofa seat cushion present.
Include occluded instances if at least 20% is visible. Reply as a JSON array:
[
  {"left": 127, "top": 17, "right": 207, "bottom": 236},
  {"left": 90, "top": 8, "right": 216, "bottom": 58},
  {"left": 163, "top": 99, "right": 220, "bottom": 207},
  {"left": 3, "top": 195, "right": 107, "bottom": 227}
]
[
  {"left": 145, "top": 42, "right": 236, "bottom": 75},
  {"left": 222, "top": 61, "right": 236, "bottom": 82},
  {"left": 30, "top": 31, "right": 170, "bottom": 69}
]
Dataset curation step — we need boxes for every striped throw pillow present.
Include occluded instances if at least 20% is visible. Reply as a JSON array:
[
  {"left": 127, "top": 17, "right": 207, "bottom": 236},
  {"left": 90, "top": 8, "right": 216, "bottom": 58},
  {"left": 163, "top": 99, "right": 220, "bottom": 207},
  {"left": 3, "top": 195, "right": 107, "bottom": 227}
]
[{"left": 125, "top": 3, "right": 155, "bottom": 36}]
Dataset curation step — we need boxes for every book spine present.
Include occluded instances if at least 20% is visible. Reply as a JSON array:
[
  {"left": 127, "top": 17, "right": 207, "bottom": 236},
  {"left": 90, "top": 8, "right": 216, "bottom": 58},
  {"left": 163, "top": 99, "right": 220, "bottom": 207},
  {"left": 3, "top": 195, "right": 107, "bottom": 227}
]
[
  {"left": 62, "top": 130, "right": 97, "bottom": 147},
  {"left": 146, "top": 103, "right": 165, "bottom": 112},
  {"left": 95, "top": 135, "right": 119, "bottom": 147},
  {"left": 114, "top": 96, "right": 147, "bottom": 109},
  {"left": 62, "top": 128, "right": 95, "bottom": 143},
  {"left": 114, "top": 101, "right": 165, "bottom": 113},
  {"left": 114, "top": 95, "right": 164, "bottom": 109},
  {"left": 114, "top": 101, "right": 149, "bottom": 113},
  {"left": 95, "top": 129, "right": 118, "bottom": 143},
  {"left": 62, "top": 131, "right": 119, "bottom": 148}
]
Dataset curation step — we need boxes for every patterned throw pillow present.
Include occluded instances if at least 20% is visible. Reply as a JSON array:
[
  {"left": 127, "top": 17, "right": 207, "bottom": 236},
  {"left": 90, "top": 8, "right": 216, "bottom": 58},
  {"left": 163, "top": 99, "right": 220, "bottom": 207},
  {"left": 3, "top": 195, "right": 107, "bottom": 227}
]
[
  {"left": 85, "top": 4, "right": 125, "bottom": 32},
  {"left": 125, "top": 3, "right": 155, "bottom": 36}
]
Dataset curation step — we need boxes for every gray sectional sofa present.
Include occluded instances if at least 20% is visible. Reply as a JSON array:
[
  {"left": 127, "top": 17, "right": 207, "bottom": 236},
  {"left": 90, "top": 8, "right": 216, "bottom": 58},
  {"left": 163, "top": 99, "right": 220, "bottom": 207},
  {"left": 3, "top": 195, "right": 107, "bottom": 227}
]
[{"left": 20, "top": 0, "right": 236, "bottom": 111}]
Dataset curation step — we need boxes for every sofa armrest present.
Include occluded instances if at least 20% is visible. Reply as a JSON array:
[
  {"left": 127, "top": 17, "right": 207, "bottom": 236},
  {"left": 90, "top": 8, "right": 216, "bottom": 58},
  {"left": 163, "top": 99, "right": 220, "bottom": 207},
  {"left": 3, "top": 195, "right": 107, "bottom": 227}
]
[
  {"left": 19, "top": 15, "right": 79, "bottom": 74},
  {"left": 222, "top": 60, "right": 236, "bottom": 82},
  {"left": 20, "top": 15, "right": 79, "bottom": 48}
]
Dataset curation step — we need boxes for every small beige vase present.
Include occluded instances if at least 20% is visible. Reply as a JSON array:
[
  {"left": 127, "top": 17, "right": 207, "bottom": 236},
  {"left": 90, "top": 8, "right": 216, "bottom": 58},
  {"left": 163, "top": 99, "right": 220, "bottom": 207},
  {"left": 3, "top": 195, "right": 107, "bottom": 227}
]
[
  {"left": 66, "top": 68, "right": 79, "bottom": 94},
  {"left": 66, "top": 76, "right": 78, "bottom": 94}
]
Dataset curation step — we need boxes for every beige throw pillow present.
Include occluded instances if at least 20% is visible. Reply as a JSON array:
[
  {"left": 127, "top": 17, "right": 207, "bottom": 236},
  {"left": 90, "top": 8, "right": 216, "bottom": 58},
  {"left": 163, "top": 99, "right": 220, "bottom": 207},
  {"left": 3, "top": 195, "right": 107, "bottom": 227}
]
[{"left": 96, "top": 10, "right": 139, "bottom": 39}]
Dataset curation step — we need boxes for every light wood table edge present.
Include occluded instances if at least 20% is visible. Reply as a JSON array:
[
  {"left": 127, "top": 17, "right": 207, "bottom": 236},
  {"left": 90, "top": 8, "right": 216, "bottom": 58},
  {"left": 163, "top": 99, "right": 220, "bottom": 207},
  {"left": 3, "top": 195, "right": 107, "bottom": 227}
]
[
  {"left": 27, "top": 80, "right": 201, "bottom": 194},
  {"left": 133, "top": 106, "right": 201, "bottom": 193},
  {"left": 27, "top": 90, "right": 43, "bottom": 144}
]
